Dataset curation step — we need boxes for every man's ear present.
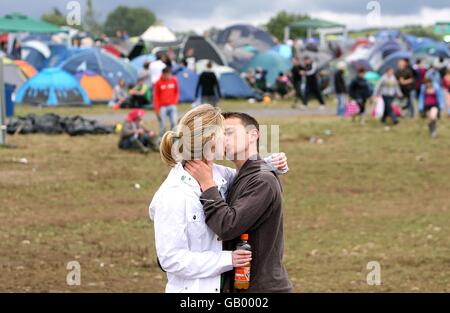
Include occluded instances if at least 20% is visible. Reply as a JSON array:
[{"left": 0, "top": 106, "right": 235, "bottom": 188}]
[{"left": 249, "top": 128, "right": 260, "bottom": 144}]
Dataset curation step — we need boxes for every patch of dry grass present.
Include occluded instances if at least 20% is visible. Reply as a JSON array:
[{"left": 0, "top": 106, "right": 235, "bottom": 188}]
[{"left": 1, "top": 112, "right": 449, "bottom": 292}]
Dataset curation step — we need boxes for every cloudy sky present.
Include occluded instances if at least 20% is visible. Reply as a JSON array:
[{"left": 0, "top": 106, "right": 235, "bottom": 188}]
[{"left": 1, "top": 0, "right": 449, "bottom": 33}]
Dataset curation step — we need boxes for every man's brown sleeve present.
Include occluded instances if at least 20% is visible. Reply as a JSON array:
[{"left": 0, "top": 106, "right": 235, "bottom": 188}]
[{"left": 200, "top": 177, "right": 275, "bottom": 241}]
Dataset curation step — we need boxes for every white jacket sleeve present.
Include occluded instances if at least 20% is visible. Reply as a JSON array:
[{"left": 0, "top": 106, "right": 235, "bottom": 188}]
[{"left": 152, "top": 189, "right": 233, "bottom": 280}]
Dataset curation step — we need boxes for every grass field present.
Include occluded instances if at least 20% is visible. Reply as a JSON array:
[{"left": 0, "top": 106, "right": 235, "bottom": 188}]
[{"left": 1, "top": 100, "right": 449, "bottom": 292}]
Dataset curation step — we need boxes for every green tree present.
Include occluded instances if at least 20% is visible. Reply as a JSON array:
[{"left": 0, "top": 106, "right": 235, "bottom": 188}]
[
  {"left": 266, "top": 11, "right": 310, "bottom": 41},
  {"left": 41, "top": 8, "right": 66, "bottom": 27},
  {"left": 41, "top": 7, "right": 83, "bottom": 30},
  {"left": 103, "top": 6, "right": 156, "bottom": 37},
  {"left": 84, "top": 0, "right": 103, "bottom": 37}
]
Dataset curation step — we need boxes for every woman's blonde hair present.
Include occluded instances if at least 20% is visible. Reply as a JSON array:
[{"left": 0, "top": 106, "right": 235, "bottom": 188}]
[{"left": 160, "top": 104, "right": 224, "bottom": 167}]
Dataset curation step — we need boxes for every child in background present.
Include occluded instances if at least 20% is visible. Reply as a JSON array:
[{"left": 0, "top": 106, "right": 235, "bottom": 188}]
[
  {"left": 349, "top": 68, "right": 371, "bottom": 124},
  {"left": 419, "top": 77, "right": 445, "bottom": 138}
]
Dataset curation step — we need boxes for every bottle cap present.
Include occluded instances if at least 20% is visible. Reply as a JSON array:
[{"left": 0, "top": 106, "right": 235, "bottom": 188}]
[{"left": 241, "top": 234, "right": 249, "bottom": 241}]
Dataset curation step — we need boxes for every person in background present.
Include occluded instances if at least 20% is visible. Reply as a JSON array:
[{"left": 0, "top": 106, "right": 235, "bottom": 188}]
[
  {"left": 254, "top": 68, "right": 268, "bottom": 93},
  {"left": 426, "top": 63, "right": 442, "bottom": 86},
  {"left": 244, "top": 69, "right": 256, "bottom": 89},
  {"left": 109, "top": 79, "right": 128, "bottom": 107},
  {"left": 349, "top": 68, "right": 372, "bottom": 124},
  {"left": 195, "top": 61, "right": 222, "bottom": 107},
  {"left": 396, "top": 59, "right": 416, "bottom": 118},
  {"left": 10, "top": 39, "right": 22, "bottom": 60},
  {"left": 291, "top": 57, "right": 305, "bottom": 108},
  {"left": 275, "top": 72, "right": 290, "bottom": 99},
  {"left": 139, "top": 61, "right": 152, "bottom": 91},
  {"left": 0, "top": 42, "right": 7, "bottom": 58},
  {"left": 182, "top": 48, "right": 196, "bottom": 72},
  {"left": 434, "top": 57, "right": 448, "bottom": 79},
  {"left": 127, "top": 77, "right": 151, "bottom": 108},
  {"left": 153, "top": 67, "right": 179, "bottom": 140},
  {"left": 162, "top": 52, "right": 173, "bottom": 69},
  {"left": 334, "top": 61, "right": 347, "bottom": 116},
  {"left": 150, "top": 54, "right": 167, "bottom": 87},
  {"left": 418, "top": 77, "right": 445, "bottom": 138},
  {"left": 302, "top": 56, "right": 325, "bottom": 110},
  {"left": 118, "top": 109, "right": 158, "bottom": 153},
  {"left": 374, "top": 67, "right": 402, "bottom": 125},
  {"left": 413, "top": 59, "right": 427, "bottom": 99}
]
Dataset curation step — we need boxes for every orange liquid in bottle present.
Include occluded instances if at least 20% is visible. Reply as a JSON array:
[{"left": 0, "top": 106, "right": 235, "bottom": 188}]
[{"left": 234, "top": 234, "right": 251, "bottom": 290}]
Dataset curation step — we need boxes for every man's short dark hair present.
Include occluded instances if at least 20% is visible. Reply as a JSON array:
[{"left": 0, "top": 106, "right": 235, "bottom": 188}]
[
  {"left": 162, "top": 67, "right": 171, "bottom": 74},
  {"left": 222, "top": 112, "right": 260, "bottom": 151}
]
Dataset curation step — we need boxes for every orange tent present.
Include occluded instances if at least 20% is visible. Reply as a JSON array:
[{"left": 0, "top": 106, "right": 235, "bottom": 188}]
[
  {"left": 13, "top": 60, "right": 37, "bottom": 78},
  {"left": 76, "top": 72, "right": 113, "bottom": 102}
]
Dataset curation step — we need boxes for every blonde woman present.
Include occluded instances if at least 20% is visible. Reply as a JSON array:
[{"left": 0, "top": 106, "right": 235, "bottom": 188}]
[{"left": 149, "top": 104, "right": 287, "bottom": 293}]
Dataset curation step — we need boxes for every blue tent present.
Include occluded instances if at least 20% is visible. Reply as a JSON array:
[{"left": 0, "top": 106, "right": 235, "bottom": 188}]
[
  {"left": 378, "top": 51, "right": 412, "bottom": 73},
  {"left": 15, "top": 68, "right": 90, "bottom": 106},
  {"left": 216, "top": 24, "right": 275, "bottom": 48},
  {"left": 242, "top": 51, "right": 291, "bottom": 87},
  {"left": 47, "top": 47, "right": 83, "bottom": 68},
  {"left": 59, "top": 48, "right": 138, "bottom": 86},
  {"left": 22, "top": 45, "right": 47, "bottom": 71},
  {"left": 130, "top": 53, "right": 156, "bottom": 71},
  {"left": 368, "top": 40, "right": 403, "bottom": 69},
  {"left": 45, "top": 43, "right": 69, "bottom": 67},
  {"left": 220, "top": 72, "right": 254, "bottom": 99},
  {"left": 175, "top": 67, "right": 198, "bottom": 103},
  {"left": 375, "top": 30, "right": 402, "bottom": 41},
  {"left": 271, "top": 44, "right": 292, "bottom": 60}
]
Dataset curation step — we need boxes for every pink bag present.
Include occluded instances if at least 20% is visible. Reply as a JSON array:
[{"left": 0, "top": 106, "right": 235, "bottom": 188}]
[
  {"left": 392, "top": 103, "right": 402, "bottom": 117},
  {"left": 345, "top": 100, "right": 359, "bottom": 116}
]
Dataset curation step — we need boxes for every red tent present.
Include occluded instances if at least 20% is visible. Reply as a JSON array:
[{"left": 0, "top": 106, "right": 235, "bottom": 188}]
[{"left": 101, "top": 44, "right": 122, "bottom": 58}]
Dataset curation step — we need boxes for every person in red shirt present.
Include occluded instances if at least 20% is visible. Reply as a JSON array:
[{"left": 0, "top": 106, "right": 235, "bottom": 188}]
[{"left": 153, "top": 67, "right": 179, "bottom": 140}]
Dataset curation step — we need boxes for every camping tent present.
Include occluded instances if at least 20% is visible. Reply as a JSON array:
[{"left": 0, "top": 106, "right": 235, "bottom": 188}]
[
  {"left": 75, "top": 71, "right": 113, "bottom": 102},
  {"left": 378, "top": 51, "right": 412, "bottom": 73},
  {"left": 195, "top": 60, "right": 255, "bottom": 99},
  {"left": 101, "top": 44, "right": 123, "bottom": 58},
  {"left": 59, "top": 48, "right": 138, "bottom": 86},
  {"left": 242, "top": 51, "right": 291, "bottom": 87},
  {"left": 181, "top": 36, "right": 227, "bottom": 66},
  {"left": 13, "top": 60, "right": 37, "bottom": 78},
  {"left": 375, "top": 30, "right": 403, "bottom": 41},
  {"left": 175, "top": 67, "right": 199, "bottom": 103},
  {"left": 15, "top": 68, "right": 90, "bottom": 106},
  {"left": 45, "top": 43, "right": 69, "bottom": 67},
  {"left": 368, "top": 40, "right": 403, "bottom": 70},
  {"left": 21, "top": 40, "right": 51, "bottom": 71},
  {"left": 47, "top": 47, "right": 83, "bottom": 68},
  {"left": 130, "top": 54, "right": 156, "bottom": 71},
  {"left": 2, "top": 58, "right": 27, "bottom": 90},
  {"left": 271, "top": 44, "right": 293, "bottom": 60},
  {"left": 215, "top": 24, "right": 275, "bottom": 71},
  {"left": 216, "top": 24, "right": 275, "bottom": 50},
  {"left": 364, "top": 71, "right": 381, "bottom": 87},
  {"left": 220, "top": 72, "right": 254, "bottom": 99},
  {"left": 141, "top": 25, "right": 177, "bottom": 42}
]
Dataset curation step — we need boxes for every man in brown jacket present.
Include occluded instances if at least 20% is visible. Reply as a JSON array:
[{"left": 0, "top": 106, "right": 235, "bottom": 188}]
[{"left": 185, "top": 112, "right": 292, "bottom": 293}]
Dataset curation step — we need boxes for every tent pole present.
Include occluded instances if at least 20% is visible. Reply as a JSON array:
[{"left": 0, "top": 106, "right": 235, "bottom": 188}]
[{"left": 0, "top": 56, "right": 6, "bottom": 145}]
